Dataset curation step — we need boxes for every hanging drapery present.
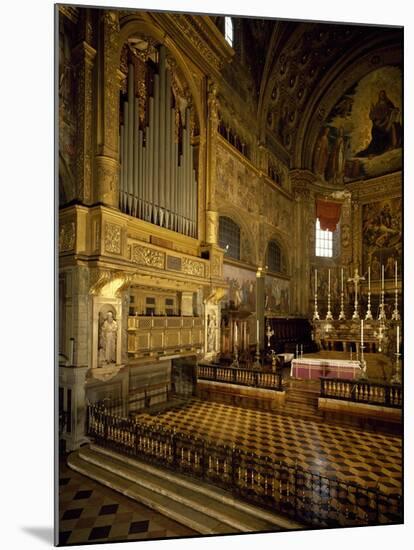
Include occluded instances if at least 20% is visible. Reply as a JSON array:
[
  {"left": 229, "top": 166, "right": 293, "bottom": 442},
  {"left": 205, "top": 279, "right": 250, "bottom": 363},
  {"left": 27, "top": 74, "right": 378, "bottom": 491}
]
[{"left": 316, "top": 198, "right": 342, "bottom": 231}]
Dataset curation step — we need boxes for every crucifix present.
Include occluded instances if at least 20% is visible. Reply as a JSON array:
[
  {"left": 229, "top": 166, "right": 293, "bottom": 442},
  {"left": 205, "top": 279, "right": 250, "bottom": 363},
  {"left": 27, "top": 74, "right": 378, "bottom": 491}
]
[
  {"left": 266, "top": 322, "right": 274, "bottom": 349},
  {"left": 347, "top": 268, "right": 365, "bottom": 320}
]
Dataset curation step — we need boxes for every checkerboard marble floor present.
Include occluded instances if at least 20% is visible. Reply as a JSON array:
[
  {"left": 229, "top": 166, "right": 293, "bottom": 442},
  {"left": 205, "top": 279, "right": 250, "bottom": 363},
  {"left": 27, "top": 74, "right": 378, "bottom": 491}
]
[
  {"left": 136, "top": 398, "right": 402, "bottom": 496},
  {"left": 58, "top": 460, "right": 196, "bottom": 545}
]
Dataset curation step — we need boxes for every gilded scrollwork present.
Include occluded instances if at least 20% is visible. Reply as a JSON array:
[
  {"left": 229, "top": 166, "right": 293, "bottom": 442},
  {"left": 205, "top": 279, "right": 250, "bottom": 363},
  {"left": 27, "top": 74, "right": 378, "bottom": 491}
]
[
  {"left": 172, "top": 15, "right": 223, "bottom": 72},
  {"left": 59, "top": 222, "right": 76, "bottom": 252},
  {"left": 182, "top": 257, "right": 205, "bottom": 277},
  {"left": 131, "top": 245, "right": 165, "bottom": 268},
  {"left": 104, "top": 222, "right": 122, "bottom": 254}
]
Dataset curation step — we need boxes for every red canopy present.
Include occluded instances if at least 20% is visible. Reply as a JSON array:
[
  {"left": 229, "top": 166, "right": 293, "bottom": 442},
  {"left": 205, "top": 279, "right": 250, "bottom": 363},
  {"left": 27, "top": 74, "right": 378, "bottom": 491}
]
[{"left": 316, "top": 199, "right": 342, "bottom": 232}]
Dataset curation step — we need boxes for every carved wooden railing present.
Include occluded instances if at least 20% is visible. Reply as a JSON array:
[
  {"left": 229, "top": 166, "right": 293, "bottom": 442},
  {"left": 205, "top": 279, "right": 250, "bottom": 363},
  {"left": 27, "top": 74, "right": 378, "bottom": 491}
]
[
  {"left": 127, "top": 315, "right": 203, "bottom": 356},
  {"left": 320, "top": 378, "right": 402, "bottom": 408},
  {"left": 87, "top": 405, "right": 402, "bottom": 528},
  {"left": 197, "top": 364, "right": 283, "bottom": 392}
]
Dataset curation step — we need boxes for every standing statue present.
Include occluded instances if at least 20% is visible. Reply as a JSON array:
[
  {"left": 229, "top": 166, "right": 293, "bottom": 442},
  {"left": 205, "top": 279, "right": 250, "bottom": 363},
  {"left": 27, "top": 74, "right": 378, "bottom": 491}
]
[
  {"left": 327, "top": 127, "right": 346, "bottom": 184},
  {"left": 100, "top": 311, "right": 118, "bottom": 365},
  {"left": 313, "top": 127, "right": 330, "bottom": 178},
  {"left": 207, "top": 312, "right": 217, "bottom": 352}
]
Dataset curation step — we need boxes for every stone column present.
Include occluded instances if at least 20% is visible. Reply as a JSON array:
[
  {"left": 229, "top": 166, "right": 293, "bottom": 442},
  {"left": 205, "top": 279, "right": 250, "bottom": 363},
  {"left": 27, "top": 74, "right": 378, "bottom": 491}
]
[
  {"left": 69, "top": 266, "right": 91, "bottom": 367},
  {"left": 94, "top": 10, "right": 122, "bottom": 207},
  {"left": 59, "top": 365, "right": 89, "bottom": 451},
  {"left": 292, "top": 184, "right": 311, "bottom": 316},
  {"left": 256, "top": 269, "right": 265, "bottom": 349},
  {"left": 206, "top": 81, "right": 219, "bottom": 245},
  {"left": 72, "top": 40, "right": 96, "bottom": 204}
]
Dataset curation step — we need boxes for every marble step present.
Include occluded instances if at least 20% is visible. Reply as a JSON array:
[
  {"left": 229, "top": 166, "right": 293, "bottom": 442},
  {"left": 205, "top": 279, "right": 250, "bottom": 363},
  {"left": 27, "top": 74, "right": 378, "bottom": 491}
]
[
  {"left": 68, "top": 444, "right": 302, "bottom": 535},
  {"left": 68, "top": 451, "right": 232, "bottom": 535}
]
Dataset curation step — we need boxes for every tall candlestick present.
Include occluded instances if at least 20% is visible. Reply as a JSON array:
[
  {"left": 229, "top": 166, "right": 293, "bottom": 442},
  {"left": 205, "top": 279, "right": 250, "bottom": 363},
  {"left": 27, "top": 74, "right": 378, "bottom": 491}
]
[
  {"left": 341, "top": 268, "right": 343, "bottom": 293},
  {"left": 392, "top": 261, "right": 400, "bottom": 320},
  {"left": 256, "top": 319, "right": 259, "bottom": 345},
  {"left": 361, "top": 319, "right": 364, "bottom": 347},
  {"left": 326, "top": 268, "right": 333, "bottom": 320},
  {"left": 366, "top": 266, "right": 373, "bottom": 320},
  {"left": 396, "top": 325, "right": 399, "bottom": 353},
  {"left": 379, "top": 264, "right": 386, "bottom": 321},
  {"left": 313, "top": 268, "right": 320, "bottom": 320},
  {"left": 234, "top": 323, "right": 238, "bottom": 345}
]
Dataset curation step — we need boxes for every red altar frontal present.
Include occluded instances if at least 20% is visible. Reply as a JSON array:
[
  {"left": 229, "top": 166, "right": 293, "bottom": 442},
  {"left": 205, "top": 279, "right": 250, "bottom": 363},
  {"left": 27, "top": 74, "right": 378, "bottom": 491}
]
[{"left": 290, "top": 358, "right": 361, "bottom": 380}]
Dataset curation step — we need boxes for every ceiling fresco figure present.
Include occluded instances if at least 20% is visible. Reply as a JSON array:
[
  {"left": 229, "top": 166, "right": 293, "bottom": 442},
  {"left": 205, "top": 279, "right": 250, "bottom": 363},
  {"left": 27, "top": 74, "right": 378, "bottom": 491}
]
[{"left": 356, "top": 90, "right": 401, "bottom": 158}]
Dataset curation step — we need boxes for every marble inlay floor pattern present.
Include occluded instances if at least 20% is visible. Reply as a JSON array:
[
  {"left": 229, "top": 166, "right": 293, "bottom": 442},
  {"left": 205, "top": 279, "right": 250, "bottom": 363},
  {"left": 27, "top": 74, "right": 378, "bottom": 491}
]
[
  {"left": 136, "top": 398, "right": 402, "bottom": 495},
  {"left": 58, "top": 461, "right": 196, "bottom": 546}
]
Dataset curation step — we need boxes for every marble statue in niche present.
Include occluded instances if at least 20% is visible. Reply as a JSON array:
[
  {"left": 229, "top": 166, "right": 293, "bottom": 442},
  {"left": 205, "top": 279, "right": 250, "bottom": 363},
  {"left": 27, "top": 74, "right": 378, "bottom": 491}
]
[
  {"left": 207, "top": 312, "right": 217, "bottom": 352},
  {"left": 99, "top": 311, "right": 118, "bottom": 365}
]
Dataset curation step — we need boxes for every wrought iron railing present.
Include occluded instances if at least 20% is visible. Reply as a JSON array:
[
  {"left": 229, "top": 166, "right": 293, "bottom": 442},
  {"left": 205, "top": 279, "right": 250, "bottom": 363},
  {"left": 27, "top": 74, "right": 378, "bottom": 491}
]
[
  {"left": 197, "top": 364, "right": 283, "bottom": 392},
  {"left": 87, "top": 405, "right": 402, "bottom": 528},
  {"left": 320, "top": 378, "right": 402, "bottom": 408}
]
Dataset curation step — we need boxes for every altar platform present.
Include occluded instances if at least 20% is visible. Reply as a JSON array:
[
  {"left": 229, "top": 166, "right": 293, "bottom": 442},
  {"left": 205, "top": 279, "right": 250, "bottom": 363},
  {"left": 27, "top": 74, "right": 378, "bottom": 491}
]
[
  {"left": 291, "top": 357, "right": 361, "bottom": 380},
  {"left": 288, "top": 351, "right": 394, "bottom": 383}
]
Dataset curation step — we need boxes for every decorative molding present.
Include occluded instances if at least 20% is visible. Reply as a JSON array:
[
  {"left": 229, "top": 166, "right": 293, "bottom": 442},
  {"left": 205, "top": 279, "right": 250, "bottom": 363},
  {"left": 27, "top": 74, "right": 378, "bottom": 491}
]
[
  {"left": 211, "top": 255, "right": 222, "bottom": 277},
  {"left": 89, "top": 268, "right": 134, "bottom": 296},
  {"left": 59, "top": 222, "right": 76, "bottom": 252},
  {"left": 104, "top": 222, "right": 122, "bottom": 254},
  {"left": 182, "top": 257, "right": 205, "bottom": 278},
  {"left": 131, "top": 244, "right": 165, "bottom": 269}
]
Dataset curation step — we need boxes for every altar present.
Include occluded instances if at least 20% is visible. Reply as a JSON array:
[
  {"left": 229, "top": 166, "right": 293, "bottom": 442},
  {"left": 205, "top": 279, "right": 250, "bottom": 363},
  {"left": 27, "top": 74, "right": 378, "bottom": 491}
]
[{"left": 290, "top": 357, "right": 361, "bottom": 380}]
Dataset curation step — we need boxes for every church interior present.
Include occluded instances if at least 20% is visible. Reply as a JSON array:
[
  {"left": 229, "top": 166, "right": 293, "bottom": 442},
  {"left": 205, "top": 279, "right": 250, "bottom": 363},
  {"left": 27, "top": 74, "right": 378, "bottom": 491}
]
[{"left": 58, "top": 4, "right": 403, "bottom": 545}]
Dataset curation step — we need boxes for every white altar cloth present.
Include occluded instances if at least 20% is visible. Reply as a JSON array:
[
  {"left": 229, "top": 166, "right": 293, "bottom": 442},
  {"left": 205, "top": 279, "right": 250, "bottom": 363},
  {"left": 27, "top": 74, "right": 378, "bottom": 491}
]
[{"left": 290, "top": 358, "right": 361, "bottom": 380}]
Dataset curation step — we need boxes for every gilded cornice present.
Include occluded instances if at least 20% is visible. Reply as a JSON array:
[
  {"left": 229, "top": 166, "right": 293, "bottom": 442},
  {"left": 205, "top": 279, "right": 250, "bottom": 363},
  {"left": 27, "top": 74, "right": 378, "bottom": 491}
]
[
  {"left": 149, "top": 13, "right": 234, "bottom": 79},
  {"left": 59, "top": 5, "right": 79, "bottom": 24},
  {"left": 346, "top": 171, "right": 402, "bottom": 204}
]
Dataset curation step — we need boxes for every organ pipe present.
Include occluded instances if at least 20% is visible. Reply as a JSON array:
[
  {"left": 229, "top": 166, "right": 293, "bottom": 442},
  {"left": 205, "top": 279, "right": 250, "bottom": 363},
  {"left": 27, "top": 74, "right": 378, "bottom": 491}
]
[
  {"left": 133, "top": 97, "right": 139, "bottom": 218},
  {"left": 119, "top": 45, "right": 197, "bottom": 237},
  {"left": 127, "top": 63, "right": 134, "bottom": 215},
  {"left": 153, "top": 73, "right": 159, "bottom": 223}
]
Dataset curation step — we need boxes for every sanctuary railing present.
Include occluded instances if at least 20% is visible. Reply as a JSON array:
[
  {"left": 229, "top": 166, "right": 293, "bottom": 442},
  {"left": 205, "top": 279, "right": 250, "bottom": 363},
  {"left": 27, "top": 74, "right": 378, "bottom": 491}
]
[
  {"left": 197, "top": 363, "right": 284, "bottom": 392},
  {"left": 320, "top": 378, "right": 402, "bottom": 408},
  {"left": 87, "top": 404, "right": 402, "bottom": 528}
]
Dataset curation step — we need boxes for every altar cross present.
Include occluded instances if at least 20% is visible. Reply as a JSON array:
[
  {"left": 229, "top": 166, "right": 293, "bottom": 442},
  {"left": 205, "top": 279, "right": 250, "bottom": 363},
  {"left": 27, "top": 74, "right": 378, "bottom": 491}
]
[{"left": 348, "top": 268, "right": 365, "bottom": 320}]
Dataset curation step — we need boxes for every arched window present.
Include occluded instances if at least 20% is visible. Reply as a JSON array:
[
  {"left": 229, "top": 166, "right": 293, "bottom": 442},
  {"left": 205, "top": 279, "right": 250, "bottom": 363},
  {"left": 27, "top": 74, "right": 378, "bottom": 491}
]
[
  {"left": 219, "top": 216, "right": 240, "bottom": 260},
  {"left": 267, "top": 240, "right": 283, "bottom": 273},
  {"left": 224, "top": 17, "right": 233, "bottom": 47}
]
